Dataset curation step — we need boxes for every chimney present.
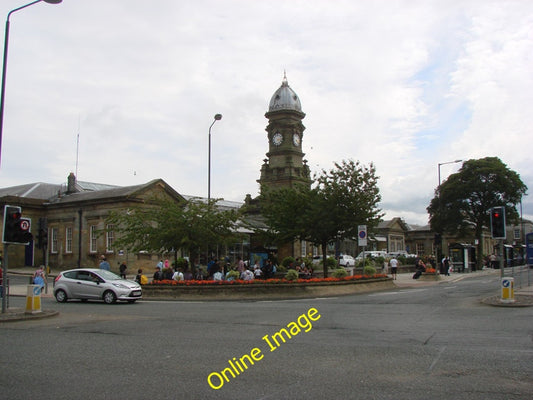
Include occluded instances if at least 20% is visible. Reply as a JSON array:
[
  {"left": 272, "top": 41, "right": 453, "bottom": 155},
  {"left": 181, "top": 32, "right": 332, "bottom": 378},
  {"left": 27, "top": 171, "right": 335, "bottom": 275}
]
[{"left": 67, "top": 172, "right": 78, "bottom": 194}]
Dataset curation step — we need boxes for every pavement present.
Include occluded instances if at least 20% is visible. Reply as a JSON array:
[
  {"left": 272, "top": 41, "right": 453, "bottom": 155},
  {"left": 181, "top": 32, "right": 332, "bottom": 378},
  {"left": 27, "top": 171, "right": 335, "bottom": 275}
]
[{"left": 1, "top": 267, "right": 532, "bottom": 322}]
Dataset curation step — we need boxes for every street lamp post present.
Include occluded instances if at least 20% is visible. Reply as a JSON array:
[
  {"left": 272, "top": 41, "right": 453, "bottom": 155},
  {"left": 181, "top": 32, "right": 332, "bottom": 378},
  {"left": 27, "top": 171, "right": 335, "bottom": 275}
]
[
  {"left": 436, "top": 159, "right": 462, "bottom": 272},
  {"left": 0, "top": 0, "right": 62, "bottom": 167},
  {"left": 207, "top": 113, "right": 222, "bottom": 204}
]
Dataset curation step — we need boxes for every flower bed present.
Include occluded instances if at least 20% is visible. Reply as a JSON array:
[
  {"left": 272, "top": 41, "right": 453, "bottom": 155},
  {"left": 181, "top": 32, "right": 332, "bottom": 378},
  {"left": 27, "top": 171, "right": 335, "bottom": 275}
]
[
  {"left": 143, "top": 274, "right": 393, "bottom": 301},
  {"left": 150, "top": 274, "right": 388, "bottom": 286}
]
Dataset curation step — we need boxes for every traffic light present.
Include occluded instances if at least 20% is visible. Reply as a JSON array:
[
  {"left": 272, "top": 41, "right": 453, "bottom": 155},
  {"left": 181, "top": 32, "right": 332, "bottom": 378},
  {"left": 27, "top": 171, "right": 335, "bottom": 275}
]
[
  {"left": 37, "top": 217, "right": 48, "bottom": 249},
  {"left": 490, "top": 206, "right": 506, "bottom": 239},
  {"left": 2, "top": 205, "right": 33, "bottom": 244}
]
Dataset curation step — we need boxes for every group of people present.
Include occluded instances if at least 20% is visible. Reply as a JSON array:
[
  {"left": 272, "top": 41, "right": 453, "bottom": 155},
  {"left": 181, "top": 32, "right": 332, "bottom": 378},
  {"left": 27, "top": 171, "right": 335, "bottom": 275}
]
[{"left": 386, "top": 255, "right": 453, "bottom": 281}]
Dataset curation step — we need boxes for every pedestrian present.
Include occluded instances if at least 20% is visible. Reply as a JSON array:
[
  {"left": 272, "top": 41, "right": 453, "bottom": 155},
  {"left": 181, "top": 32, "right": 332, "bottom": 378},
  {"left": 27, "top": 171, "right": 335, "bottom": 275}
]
[
  {"left": 119, "top": 261, "right": 127, "bottom": 279},
  {"left": 240, "top": 268, "right": 254, "bottom": 281},
  {"left": 153, "top": 266, "right": 163, "bottom": 281},
  {"left": 389, "top": 257, "right": 398, "bottom": 280},
  {"left": 99, "top": 255, "right": 110, "bottom": 271},
  {"left": 172, "top": 268, "right": 184, "bottom": 282},
  {"left": 489, "top": 253, "right": 497, "bottom": 269},
  {"left": 33, "top": 265, "right": 46, "bottom": 291},
  {"left": 442, "top": 256, "right": 451, "bottom": 276},
  {"left": 136, "top": 269, "right": 148, "bottom": 285},
  {"left": 236, "top": 256, "right": 245, "bottom": 273}
]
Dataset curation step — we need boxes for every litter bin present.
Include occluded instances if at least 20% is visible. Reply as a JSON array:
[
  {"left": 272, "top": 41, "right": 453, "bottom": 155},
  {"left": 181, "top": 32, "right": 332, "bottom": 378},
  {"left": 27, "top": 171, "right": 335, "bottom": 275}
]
[
  {"left": 25, "top": 285, "right": 42, "bottom": 314},
  {"left": 500, "top": 278, "right": 515, "bottom": 303}
]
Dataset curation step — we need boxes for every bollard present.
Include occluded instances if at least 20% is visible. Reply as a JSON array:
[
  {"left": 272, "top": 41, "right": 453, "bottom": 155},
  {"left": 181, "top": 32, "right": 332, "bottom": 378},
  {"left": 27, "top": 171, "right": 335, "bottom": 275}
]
[
  {"left": 25, "top": 285, "right": 42, "bottom": 314},
  {"left": 500, "top": 278, "right": 515, "bottom": 303}
]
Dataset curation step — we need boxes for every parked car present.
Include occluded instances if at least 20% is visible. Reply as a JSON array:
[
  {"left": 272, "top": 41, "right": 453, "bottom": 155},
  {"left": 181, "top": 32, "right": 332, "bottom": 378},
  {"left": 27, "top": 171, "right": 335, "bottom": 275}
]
[
  {"left": 355, "top": 251, "right": 388, "bottom": 261},
  {"left": 338, "top": 255, "right": 355, "bottom": 267},
  {"left": 54, "top": 268, "right": 142, "bottom": 304}
]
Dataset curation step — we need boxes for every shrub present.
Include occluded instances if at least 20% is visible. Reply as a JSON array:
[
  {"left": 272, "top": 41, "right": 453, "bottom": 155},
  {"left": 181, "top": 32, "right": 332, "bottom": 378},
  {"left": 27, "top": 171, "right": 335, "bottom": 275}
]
[
  {"left": 302, "top": 256, "right": 313, "bottom": 268},
  {"left": 226, "top": 270, "right": 240, "bottom": 280},
  {"left": 356, "top": 257, "right": 373, "bottom": 269},
  {"left": 363, "top": 265, "right": 377, "bottom": 276},
  {"left": 331, "top": 268, "right": 348, "bottom": 278},
  {"left": 285, "top": 269, "right": 299, "bottom": 281},
  {"left": 282, "top": 256, "right": 295, "bottom": 268},
  {"left": 175, "top": 257, "right": 187, "bottom": 269},
  {"left": 325, "top": 257, "right": 337, "bottom": 269},
  {"left": 276, "top": 264, "right": 287, "bottom": 274}
]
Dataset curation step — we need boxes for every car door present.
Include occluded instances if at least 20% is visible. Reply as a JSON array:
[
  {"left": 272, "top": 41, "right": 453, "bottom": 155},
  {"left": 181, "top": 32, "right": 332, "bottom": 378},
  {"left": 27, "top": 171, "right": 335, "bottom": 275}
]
[{"left": 75, "top": 271, "right": 103, "bottom": 299}]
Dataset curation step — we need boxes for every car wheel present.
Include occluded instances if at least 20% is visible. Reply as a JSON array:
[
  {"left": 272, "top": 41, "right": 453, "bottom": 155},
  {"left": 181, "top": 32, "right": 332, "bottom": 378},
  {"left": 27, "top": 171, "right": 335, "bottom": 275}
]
[
  {"left": 55, "top": 289, "right": 68, "bottom": 303},
  {"left": 127, "top": 300, "right": 136, "bottom": 304},
  {"left": 103, "top": 290, "right": 117, "bottom": 304}
]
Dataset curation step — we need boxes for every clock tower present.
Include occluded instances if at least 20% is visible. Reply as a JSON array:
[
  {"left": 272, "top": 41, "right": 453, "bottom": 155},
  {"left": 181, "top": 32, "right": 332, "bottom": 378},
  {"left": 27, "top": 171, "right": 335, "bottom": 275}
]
[{"left": 258, "top": 74, "right": 311, "bottom": 192}]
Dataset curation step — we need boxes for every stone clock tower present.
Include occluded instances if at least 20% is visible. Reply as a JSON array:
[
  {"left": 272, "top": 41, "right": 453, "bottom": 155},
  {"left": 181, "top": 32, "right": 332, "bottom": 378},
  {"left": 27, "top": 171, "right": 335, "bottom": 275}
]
[{"left": 258, "top": 74, "right": 311, "bottom": 192}]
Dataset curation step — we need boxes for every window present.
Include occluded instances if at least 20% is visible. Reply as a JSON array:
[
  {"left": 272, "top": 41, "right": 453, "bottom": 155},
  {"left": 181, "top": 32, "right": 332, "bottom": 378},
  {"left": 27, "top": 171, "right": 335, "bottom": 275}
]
[
  {"left": 50, "top": 228, "right": 58, "bottom": 254},
  {"left": 90, "top": 225, "right": 98, "bottom": 253},
  {"left": 301, "top": 240, "right": 307, "bottom": 258},
  {"left": 415, "top": 243, "right": 424, "bottom": 256},
  {"left": 514, "top": 228, "right": 521, "bottom": 240},
  {"left": 389, "top": 235, "right": 405, "bottom": 253},
  {"left": 106, "top": 224, "right": 114, "bottom": 253},
  {"left": 65, "top": 227, "right": 73, "bottom": 253}
]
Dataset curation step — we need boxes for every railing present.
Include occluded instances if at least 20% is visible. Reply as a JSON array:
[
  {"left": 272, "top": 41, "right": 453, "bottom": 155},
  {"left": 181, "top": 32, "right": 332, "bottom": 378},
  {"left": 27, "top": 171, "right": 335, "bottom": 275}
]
[{"left": 503, "top": 265, "right": 532, "bottom": 289}]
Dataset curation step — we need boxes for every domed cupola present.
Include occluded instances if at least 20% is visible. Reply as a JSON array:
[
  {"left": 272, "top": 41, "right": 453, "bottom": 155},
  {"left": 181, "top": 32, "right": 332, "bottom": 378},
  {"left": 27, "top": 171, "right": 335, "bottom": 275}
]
[
  {"left": 268, "top": 73, "right": 302, "bottom": 113},
  {"left": 259, "top": 73, "right": 310, "bottom": 192}
]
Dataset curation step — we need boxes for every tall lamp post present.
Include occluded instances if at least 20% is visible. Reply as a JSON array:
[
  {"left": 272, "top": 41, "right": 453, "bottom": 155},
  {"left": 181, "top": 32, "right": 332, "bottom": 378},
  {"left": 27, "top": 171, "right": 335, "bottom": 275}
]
[
  {"left": 0, "top": 0, "right": 62, "bottom": 167},
  {"left": 437, "top": 159, "right": 462, "bottom": 272},
  {"left": 207, "top": 113, "right": 222, "bottom": 204}
]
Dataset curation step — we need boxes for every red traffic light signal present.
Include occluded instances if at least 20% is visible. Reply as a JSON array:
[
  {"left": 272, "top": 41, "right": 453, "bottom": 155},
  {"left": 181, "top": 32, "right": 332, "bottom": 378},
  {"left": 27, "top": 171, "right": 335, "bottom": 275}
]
[
  {"left": 490, "top": 206, "right": 506, "bottom": 239},
  {"left": 2, "top": 205, "right": 33, "bottom": 244}
]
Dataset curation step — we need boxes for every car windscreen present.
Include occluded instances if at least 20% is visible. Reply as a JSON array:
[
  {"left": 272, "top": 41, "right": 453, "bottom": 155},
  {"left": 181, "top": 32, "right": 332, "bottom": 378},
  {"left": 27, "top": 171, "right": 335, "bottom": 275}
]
[{"left": 95, "top": 270, "right": 122, "bottom": 281}]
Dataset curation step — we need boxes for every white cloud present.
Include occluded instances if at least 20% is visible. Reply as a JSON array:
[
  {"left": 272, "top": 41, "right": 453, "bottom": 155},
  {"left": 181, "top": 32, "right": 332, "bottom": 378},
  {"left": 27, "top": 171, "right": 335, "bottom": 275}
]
[{"left": 1, "top": 0, "right": 532, "bottom": 226}]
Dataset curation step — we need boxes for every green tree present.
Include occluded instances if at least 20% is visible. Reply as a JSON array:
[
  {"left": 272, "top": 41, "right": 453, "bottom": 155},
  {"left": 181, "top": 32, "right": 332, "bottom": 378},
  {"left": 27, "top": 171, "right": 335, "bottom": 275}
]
[
  {"left": 260, "top": 159, "right": 383, "bottom": 277},
  {"left": 106, "top": 196, "right": 241, "bottom": 266},
  {"left": 427, "top": 157, "right": 527, "bottom": 268}
]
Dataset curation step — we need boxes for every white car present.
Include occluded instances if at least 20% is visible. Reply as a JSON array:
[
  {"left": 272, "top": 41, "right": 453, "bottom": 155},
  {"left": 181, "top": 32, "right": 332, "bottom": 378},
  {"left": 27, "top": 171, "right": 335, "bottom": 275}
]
[
  {"left": 338, "top": 255, "right": 355, "bottom": 267},
  {"left": 54, "top": 268, "right": 142, "bottom": 304}
]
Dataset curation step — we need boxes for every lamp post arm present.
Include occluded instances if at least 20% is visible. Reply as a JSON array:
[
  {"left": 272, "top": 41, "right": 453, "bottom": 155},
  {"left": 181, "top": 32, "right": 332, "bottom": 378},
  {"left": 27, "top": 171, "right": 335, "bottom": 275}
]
[{"left": 1, "top": 0, "right": 46, "bottom": 167}]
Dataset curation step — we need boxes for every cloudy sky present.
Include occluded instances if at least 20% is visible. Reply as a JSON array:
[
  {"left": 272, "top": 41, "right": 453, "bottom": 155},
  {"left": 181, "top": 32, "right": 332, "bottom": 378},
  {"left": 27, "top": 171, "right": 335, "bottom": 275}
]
[{"left": 0, "top": 0, "right": 532, "bottom": 225}]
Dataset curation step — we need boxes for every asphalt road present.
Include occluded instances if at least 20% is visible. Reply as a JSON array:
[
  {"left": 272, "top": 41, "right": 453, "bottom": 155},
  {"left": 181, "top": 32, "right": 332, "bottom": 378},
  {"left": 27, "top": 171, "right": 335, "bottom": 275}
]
[{"left": 0, "top": 273, "right": 531, "bottom": 400}]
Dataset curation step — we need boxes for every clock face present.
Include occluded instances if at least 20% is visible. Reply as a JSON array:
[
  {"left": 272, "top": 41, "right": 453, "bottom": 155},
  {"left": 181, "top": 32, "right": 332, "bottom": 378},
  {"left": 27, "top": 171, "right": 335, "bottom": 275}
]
[
  {"left": 292, "top": 133, "right": 301, "bottom": 146},
  {"left": 272, "top": 132, "right": 283, "bottom": 146}
]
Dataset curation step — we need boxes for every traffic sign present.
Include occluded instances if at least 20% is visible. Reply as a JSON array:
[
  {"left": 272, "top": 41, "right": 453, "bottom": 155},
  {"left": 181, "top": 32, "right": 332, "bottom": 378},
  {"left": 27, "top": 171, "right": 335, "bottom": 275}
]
[{"left": 358, "top": 225, "right": 367, "bottom": 247}]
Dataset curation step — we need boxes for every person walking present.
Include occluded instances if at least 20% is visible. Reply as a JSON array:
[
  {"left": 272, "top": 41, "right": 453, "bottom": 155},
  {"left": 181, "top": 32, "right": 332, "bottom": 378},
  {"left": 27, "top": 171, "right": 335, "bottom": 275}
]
[
  {"left": 119, "top": 262, "right": 127, "bottom": 279},
  {"left": 99, "top": 255, "right": 110, "bottom": 271},
  {"left": 389, "top": 257, "right": 398, "bottom": 280},
  {"left": 33, "top": 266, "right": 46, "bottom": 291}
]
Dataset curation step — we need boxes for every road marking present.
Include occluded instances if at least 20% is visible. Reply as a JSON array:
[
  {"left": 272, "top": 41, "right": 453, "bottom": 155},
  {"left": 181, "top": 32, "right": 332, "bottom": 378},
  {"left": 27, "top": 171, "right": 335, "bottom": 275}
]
[
  {"left": 369, "top": 288, "right": 428, "bottom": 297},
  {"left": 428, "top": 346, "right": 446, "bottom": 372}
]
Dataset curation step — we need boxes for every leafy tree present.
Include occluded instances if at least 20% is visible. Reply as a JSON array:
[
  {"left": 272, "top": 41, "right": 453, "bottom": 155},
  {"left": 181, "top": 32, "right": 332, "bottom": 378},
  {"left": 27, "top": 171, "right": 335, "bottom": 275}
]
[
  {"left": 106, "top": 196, "right": 241, "bottom": 266},
  {"left": 260, "top": 159, "right": 383, "bottom": 277},
  {"left": 427, "top": 157, "right": 527, "bottom": 268}
]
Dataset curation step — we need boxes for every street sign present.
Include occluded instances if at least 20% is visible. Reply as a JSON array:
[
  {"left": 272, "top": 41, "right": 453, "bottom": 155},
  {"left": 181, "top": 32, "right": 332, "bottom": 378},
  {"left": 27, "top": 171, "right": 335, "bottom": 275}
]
[{"left": 358, "top": 225, "right": 367, "bottom": 247}]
